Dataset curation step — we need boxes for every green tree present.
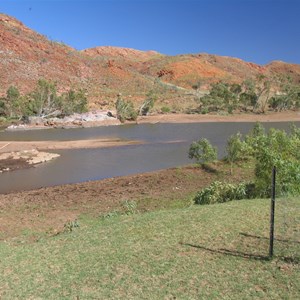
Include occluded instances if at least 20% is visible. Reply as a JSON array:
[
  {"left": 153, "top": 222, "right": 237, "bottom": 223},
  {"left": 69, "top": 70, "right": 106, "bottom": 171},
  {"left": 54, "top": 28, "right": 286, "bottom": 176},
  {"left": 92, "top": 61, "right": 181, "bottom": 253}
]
[
  {"left": 139, "top": 91, "right": 157, "bottom": 116},
  {"left": 245, "top": 124, "right": 300, "bottom": 197},
  {"left": 255, "top": 74, "right": 272, "bottom": 113},
  {"left": 269, "top": 76, "right": 300, "bottom": 111},
  {"left": 115, "top": 95, "right": 137, "bottom": 123},
  {"left": 225, "top": 132, "right": 248, "bottom": 174},
  {"left": 239, "top": 79, "right": 258, "bottom": 112},
  {"left": 3, "top": 86, "right": 21, "bottom": 117},
  {"left": 188, "top": 138, "right": 217, "bottom": 166},
  {"left": 26, "top": 79, "right": 60, "bottom": 117},
  {"left": 61, "top": 89, "right": 88, "bottom": 115},
  {"left": 198, "top": 82, "right": 240, "bottom": 114}
]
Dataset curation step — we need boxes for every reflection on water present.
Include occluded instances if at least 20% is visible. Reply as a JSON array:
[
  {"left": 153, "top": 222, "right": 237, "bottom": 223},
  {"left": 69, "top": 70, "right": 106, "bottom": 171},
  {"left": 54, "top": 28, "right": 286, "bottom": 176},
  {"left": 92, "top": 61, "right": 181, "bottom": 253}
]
[{"left": 0, "top": 122, "right": 298, "bottom": 193}]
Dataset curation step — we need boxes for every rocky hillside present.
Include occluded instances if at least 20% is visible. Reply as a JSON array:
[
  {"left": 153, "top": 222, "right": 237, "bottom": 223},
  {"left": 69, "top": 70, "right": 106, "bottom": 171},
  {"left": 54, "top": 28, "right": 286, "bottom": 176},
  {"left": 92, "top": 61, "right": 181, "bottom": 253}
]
[{"left": 1, "top": 13, "right": 300, "bottom": 111}]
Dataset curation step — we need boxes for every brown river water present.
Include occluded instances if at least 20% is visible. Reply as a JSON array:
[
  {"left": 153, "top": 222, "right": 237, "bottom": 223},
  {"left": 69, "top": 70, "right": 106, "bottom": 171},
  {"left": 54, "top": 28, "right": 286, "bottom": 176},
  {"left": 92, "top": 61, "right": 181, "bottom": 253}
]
[{"left": 0, "top": 122, "right": 298, "bottom": 194}]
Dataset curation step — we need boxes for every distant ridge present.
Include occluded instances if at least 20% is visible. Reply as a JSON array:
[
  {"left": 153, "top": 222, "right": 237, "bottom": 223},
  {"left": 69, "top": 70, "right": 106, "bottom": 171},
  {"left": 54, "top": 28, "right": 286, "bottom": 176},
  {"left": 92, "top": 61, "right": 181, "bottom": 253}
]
[{"left": 1, "top": 13, "right": 300, "bottom": 109}]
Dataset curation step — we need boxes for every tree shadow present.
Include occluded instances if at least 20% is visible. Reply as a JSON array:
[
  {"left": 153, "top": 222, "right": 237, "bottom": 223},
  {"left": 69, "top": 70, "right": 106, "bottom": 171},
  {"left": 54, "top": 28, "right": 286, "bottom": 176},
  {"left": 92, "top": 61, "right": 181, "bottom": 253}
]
[
  {"left": 180, "top": 242, "right": 269, "bottom": 261},
  {"left": 201, "top": 163, "right": 218, "bottom": 174}
]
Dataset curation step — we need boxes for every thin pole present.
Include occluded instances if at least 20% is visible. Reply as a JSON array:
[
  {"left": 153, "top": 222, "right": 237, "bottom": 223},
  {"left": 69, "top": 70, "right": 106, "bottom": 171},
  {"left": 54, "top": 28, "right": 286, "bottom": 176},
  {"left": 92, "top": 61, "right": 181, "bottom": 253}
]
[{"left": 269, "top": 166, "right": 276, "bottom": 258}]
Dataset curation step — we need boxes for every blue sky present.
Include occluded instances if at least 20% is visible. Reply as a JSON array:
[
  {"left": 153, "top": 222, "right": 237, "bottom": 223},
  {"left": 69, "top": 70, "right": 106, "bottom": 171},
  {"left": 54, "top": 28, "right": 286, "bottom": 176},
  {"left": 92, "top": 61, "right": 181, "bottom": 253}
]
[{"left": 0, "top": 0, "right": 299, "bottom": 65}]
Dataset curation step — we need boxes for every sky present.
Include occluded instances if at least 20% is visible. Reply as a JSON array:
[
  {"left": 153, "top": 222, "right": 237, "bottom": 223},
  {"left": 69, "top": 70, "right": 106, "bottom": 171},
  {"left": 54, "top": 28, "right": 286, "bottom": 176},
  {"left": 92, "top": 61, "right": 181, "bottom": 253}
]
[{"left": 0, "top": 0, "right": 299, "bottom": 65}]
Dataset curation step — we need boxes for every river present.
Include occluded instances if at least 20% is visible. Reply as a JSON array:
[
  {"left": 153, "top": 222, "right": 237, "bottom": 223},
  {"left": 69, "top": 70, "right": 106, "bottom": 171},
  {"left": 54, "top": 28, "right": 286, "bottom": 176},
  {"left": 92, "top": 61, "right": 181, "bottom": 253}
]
[{"left": 0, "top": 122, "right": 298, "bottom": 193}]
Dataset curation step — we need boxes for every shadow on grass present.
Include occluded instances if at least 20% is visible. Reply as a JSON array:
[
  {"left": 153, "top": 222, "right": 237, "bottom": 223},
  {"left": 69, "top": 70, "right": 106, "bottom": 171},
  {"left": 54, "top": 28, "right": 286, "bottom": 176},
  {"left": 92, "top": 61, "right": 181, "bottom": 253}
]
[
  {"left": 239, "top": 232, "right": 300, "bottom": 264},
  {"left": 181, "top": 243, "right": 269, "bottom": 261},
  {"left": 182, "top": 232, "right": 300, "bottom": 264},
  {"left": 240, "top": 232, "right": 300, "bottom": 245}
]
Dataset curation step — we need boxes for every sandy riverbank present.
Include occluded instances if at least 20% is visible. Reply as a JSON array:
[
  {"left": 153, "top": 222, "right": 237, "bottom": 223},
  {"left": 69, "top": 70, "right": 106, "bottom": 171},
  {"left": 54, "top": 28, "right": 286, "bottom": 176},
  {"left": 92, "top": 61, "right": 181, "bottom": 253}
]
[
  {"left": 137, "top": 111, "right": 300, "bottom": 124},
  {"left": 0, "top": 138, "right": 140, "bottom": 154},
  {"left": 0, "top": 138, "right": 141, "bottom": 172}
]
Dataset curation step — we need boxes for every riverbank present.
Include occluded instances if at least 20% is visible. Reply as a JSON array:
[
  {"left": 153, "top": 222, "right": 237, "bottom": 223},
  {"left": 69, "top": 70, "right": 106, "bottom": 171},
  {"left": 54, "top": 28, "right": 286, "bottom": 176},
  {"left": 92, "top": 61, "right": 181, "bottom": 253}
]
[
  {"left": 4, "top": 111, "right": 300, "bottom": 131},
  {"left": 0, "top": 138, "right": 140, "bottom": 153},
  {"left": 0, "top": 161, "right": 253, "bottom": 240},
  {"left": 137, "top": 111, "right": 300, "bottom": 124},
  {"left": 0, "top": 138, "right": 140, "bottom": 173}
]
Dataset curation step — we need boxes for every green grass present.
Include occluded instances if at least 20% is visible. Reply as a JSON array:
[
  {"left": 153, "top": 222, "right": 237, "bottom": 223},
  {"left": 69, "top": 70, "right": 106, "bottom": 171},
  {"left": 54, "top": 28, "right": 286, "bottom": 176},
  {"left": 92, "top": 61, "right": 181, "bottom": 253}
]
[{"left": 0, "top": 198, "right": 299, "bottom": 299}]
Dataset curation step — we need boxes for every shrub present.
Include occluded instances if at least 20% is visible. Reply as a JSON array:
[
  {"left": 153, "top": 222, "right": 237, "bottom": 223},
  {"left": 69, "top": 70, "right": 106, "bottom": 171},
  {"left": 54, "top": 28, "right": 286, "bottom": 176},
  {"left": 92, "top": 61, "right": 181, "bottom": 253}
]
[
  {"left": 194, "top": 181, "right": 248, "bottom": 205},
  {"left": 161, "top": 106, "right": 171, "bottom": 113},
  {"left": 225, "top": 132, "right": 251, "bottom": 174},
  {"left": 244, "top": 124, "right": 300, "bottom": 197},
  {"left": 201, "top": 107, "right": 209, "bottom": 114},
  {"left": 61, "top": 89, "right": 88, "bottom": 115},
  {"left": 115, "top": 96, "right": 137, "bottom": 123},
  {"left": 139, "top": 91, "right": 156, "bottom": 116},
  {"left": 188, "top": 138, "right": 217, "bottom": 166}
]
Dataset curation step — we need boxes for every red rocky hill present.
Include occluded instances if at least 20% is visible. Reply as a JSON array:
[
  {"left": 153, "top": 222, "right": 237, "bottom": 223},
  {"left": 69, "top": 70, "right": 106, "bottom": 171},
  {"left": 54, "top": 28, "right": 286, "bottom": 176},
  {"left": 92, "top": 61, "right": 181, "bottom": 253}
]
[{"left": 1, "top": 13, "right": 300, "bottom": 111}]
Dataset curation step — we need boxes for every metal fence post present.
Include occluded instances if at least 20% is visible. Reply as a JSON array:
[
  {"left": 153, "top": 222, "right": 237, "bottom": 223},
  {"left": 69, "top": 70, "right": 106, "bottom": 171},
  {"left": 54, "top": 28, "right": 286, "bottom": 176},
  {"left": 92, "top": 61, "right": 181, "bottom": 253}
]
[{"left": 269, "top": 166, "right": 276, "bottom": 258}]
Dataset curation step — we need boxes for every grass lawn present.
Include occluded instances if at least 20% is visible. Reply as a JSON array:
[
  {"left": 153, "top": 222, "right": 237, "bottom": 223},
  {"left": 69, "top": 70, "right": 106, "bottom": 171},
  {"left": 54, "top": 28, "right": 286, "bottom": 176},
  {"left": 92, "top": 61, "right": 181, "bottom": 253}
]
[{"left": 0, "top": 198, "right": 299, "bottom": 299}]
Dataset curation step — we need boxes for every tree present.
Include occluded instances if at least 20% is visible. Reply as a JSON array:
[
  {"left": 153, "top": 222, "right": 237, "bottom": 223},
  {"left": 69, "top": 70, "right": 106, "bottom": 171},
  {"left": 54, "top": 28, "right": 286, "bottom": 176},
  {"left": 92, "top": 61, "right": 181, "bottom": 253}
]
[
  {"left": 139, "top": 91, "right": 157, "bottom": 116},
  {"left": 61, "top": 89, "right": 88, "bottom": 115},
  {"left": 269, "top": 75, "right": 300, "bottom": 111},
  {"left": 115, "top": 95, "right": 137, "bottom": 123},
  {"left": 2, "top": 86, "right": 21, "bottom": 117},
  {"left": 239, "top": 79, "right": 258, "bottom": 112},
  {"left": 26, "top": 79, "right": 60, "bottom": 117},
  {"left": 255, "top": 74, "right": 272, "bottom": 113},
  {"left": 225, "top": 132, "right": 247, "bottom": 174},
  {"left": 245, "top": 124, "right": 300, "bottom": 197},
  {"left": 188, "top": 138, "right": 217, "bottom": 166},
  {"left": 197, "top": 82, "right": 240, "bottom": 114}
]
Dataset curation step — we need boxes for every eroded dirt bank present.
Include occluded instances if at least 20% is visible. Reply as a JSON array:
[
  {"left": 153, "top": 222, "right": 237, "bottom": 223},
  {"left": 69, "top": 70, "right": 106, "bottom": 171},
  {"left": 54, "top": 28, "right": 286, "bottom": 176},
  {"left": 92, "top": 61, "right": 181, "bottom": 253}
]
[{"left": 0, "top": 162, "right": 253, "bottom": 240}]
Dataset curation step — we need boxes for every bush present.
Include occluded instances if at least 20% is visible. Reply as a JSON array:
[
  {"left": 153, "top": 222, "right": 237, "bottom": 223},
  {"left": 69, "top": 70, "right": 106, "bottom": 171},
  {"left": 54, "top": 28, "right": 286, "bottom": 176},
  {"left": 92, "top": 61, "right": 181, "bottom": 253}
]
[
  {"left": 201, "top": 107, "right": 209, "bottom": 114},
  {"left": 115, "top": 96, "right": 137, "bottom": 123},
  {"left": 139, "top": 91, "right": 156, "bottom": 116},
  {"left": 194, "top": 181, "right": 248, "bottom": 205},
  {"left": 245, "top": 124, "right": 300, "bottom": 197},
  {"left": 188, "top": 138, "right": 217, "bottom": 166},
  {"left": 161, "top": 106, "right": 171, "bottom": 113}
]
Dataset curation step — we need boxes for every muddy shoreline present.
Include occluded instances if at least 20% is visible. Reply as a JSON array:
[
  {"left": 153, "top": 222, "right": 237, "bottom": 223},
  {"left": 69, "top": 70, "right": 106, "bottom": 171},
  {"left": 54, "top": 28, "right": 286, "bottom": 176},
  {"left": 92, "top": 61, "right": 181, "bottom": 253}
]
[{"left": 0, "top": 162, "right": 253, "bottom": 239}]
